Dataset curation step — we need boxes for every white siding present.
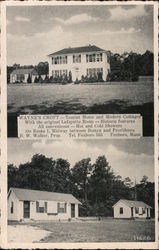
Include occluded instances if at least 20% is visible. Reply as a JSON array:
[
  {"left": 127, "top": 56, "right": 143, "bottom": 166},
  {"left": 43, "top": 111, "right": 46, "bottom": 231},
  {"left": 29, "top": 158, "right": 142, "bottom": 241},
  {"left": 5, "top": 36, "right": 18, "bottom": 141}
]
[
  {"left": 113, "top": 201, "right": 151, "bottom": 219},
  {"left": 8, "top": 191, "right": 79, "bottom": 221},
  {"left": 8, "top": 191, "right": 21, "bottom": 221},
  {"left": 114, "top": 202, "right": 131, "bottom": 218},
  {"left": 49, "top": 51, "right": 110, "bottom": 82}
]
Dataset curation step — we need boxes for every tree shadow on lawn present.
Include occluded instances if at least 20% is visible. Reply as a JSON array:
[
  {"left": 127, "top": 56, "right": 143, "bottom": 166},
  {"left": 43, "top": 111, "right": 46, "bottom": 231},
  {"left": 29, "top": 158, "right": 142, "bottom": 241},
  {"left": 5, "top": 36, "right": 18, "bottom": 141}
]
[{"left": 7, "top": 99, "right": 154, "bottom": 137}]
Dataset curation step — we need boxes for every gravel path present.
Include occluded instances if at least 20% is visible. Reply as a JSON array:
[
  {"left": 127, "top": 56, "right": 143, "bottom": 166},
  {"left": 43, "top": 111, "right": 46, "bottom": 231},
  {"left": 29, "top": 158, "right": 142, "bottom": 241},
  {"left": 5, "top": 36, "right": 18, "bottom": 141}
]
[{"left": 8, "top": 225, "right": 51, "bottom": 243}]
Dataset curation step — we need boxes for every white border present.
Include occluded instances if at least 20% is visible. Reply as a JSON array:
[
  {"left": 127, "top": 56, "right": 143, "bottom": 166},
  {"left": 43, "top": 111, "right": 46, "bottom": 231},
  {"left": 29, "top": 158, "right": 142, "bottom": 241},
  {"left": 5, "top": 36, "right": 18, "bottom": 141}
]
[{"left": 1, "top": 1, "right": 158, "bottom": 249}]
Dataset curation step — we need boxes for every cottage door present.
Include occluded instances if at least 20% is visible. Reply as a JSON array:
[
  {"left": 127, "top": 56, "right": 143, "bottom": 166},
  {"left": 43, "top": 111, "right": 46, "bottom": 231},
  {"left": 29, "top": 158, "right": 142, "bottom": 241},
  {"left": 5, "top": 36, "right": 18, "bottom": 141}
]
[
  {"left": 23, "top": 201, "right": 30, "bottom": 218},
  {"left": 71, "top": 204, "right": 75, "bottom": 218},
  {"left": 147, "top": 208, "right": 149, "bottom": 218},
  {"left": 131, "top": 207, "right": 134, "bottom": 217}
]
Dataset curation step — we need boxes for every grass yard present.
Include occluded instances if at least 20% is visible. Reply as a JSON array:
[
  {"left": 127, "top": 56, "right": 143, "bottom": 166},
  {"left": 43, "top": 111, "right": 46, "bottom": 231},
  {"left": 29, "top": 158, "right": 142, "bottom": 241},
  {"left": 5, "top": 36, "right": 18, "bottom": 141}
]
[{"left": 27, "top": 219, "right": 155, "bottom": 242}]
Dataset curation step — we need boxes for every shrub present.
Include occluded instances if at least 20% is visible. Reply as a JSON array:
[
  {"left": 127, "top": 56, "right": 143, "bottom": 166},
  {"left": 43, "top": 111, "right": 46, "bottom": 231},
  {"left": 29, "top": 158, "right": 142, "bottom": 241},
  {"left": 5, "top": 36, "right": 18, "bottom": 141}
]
[
  {"left": 34, "top": 76, "right": 38, "bottom": 83},
  {"left": 74, "top": 78, "right": 80, "bottom": 84},
  {"left": 27, "top": 74, "right": 32, "bottom": 83},
  {"left": 37, "top": 75, "right": 43, "bottom": 83},
  {"left": 68, "top": 71, "right": 72, "bottom": 83}
]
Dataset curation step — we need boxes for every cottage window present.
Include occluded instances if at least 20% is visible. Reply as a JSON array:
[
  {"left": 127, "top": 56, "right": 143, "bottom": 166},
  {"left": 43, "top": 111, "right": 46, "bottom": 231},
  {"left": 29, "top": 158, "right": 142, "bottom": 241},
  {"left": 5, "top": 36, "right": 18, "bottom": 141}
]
[
  {"left": 11, "top": 201, "right": 14, "bottom": 214},
  {"left": 17, "top": 74, "right": 25, "bottom": 82},
  {"left": 142, "top": 208, "right": 146, "bottom": 214},
  {"left": 135, "top": 207, "right": 139, "bottom": 214},
  {"left": 119, "top": 207, "right": 123, "bottom": 214},
  {"left": 57, "top": 202, "right": 67, "bottom": 213},
  {"left": 52, "top": 70, "right": 67, "bottom": 77},
  {"left": 73, "top": 55, "right": 81, "bottom": 63},
  {"left": 86, "top": 54, "right": 89, "bottom": 63},
  {"left": 52, "top": 56, "right": 67, "bottom": 65},
  {"left": 36, "top": 201, "right": 47, "bottom": 213},
  {"left": 87, "top": 68, "right": 103, "bottom": 77},
  {"left": 86, "top": 53, "right": 103, "bottom": 63}
]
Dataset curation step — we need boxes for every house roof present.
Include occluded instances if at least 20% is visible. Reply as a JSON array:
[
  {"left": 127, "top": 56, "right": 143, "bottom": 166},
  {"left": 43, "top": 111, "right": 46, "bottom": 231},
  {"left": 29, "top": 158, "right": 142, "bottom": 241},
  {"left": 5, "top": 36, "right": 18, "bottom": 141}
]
[
  {"left": 10, "top": 68, "right": 38, "bottom": 75},
  {"left": 9, "top": 188, "right": 81, "bottom": 204},
  {"left": 48, "top": 45, "right": 105, "bottom": 57},
  {"left": 113, "top": 199, "right": 152, "bottom": 208}
]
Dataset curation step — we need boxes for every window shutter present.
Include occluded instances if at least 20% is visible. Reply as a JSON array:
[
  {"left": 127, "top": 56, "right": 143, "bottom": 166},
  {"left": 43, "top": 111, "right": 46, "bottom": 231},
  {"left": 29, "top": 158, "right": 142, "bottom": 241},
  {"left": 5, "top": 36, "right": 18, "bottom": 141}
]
[
  {"left": 44, "top": 202, "right": 47, "bottom": 213},
  {"left": 57, "top": 202, "right": 60, "bottom": 213},
  {"left": 65, "top": 203, "right": 67, "bottom": 213},
  {"left": 36, "top": 201, "right": 39, "bottom": 213}
]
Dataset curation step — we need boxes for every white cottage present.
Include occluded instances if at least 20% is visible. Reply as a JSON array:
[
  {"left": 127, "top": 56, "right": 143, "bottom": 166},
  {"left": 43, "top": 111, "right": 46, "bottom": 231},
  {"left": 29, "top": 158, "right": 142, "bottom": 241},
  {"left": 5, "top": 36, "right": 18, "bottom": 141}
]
[
  {"left": 113, "top": 199, "right": 152, "bottom": 219},
  {"left": 10, "top": 68, "right": 38, "bottom": 83},
  {"left": 48, "top": 45, "right": 110, "bottom": 82},
  {"left": 8, "top": 188, "right": 81, "bottom": 221}
]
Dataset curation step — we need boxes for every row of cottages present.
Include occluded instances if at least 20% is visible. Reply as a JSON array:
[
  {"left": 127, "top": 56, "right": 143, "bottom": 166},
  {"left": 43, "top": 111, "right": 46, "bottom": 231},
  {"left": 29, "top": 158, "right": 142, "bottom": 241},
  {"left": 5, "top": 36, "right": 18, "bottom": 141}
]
[
  {"left": 10, "top": 68, "right": 38, "bottom": 84},
  {"left": 8, "top": 188, "right": 152, "bottom": 221},
  {"left": 113, "top": 199, "right": 151, "bottom": 219},
  {"left": 8, "top": 188, "right": 81, "bottom": 221},
  {"left": 48, "top": 45, "right": 110, "bottom": 82}
]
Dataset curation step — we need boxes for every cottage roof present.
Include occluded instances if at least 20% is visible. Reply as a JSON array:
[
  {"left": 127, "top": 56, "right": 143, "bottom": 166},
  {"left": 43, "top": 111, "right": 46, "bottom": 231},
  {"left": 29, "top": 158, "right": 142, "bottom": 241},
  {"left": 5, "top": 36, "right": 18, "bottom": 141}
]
[
  {"left": 48, "top": 45, "right": 105, "bottom": 57},
  {"left": 11, "top": 68, "right": 38, "bottom": 75},
  {"left": 9, "top": 188, "right": 81, "bottom": 204},
  {"left": 113, "top": 199, "right": 152, "bottom": 208}
]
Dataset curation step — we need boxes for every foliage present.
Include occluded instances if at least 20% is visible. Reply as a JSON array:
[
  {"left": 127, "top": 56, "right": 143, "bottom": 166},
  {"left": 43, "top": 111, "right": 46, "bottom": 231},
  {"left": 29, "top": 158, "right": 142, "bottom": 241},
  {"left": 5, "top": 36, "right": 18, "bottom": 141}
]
[
  {"left": 8, "top": 155, "right": 154, "bottom": 217},
  {"left": 35, "top": 62, "right": 49, "bottom": 76},
  {"left": 27, "top": 74, "right": 32, "bottom": 83},
  {"left": 108, "top": 50, "right": 154, "bottom": 81},
  {"left": 68, "top": 71, "right": 72, "bottom": 83}
]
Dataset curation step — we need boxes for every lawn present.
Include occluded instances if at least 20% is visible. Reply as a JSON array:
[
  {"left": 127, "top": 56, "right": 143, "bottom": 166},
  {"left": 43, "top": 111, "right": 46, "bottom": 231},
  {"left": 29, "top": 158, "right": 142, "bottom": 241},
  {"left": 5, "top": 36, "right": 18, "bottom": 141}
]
[{"left": 27, "top": 219, "right": 155, "bottom": 242}]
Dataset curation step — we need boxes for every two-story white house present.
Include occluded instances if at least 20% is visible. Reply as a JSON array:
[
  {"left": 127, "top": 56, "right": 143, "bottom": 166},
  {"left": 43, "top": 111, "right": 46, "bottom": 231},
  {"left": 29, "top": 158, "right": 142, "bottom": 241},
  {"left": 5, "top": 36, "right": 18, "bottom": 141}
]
[{"left": 48, "top": 45, "right": 110, "bottom": 82}]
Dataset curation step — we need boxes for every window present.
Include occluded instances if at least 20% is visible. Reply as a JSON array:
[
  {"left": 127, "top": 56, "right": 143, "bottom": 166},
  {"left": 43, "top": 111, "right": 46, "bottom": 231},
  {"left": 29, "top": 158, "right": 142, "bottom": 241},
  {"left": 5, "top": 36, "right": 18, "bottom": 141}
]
[
  {"left": 36, "top": 201, "right": 47, "bottom": 213},
  {"left": 52, "top": 56, "right": 67, "bottom": 64},
  {"left": 57, "top": 202, "right": 67, "bottom": 213},
  {"left": 17, "top": 74, "right": 25, "bottom": 81},
  {"left": 73, "top": 55, "right": 81, "bottom": 63},
  {"left": 11, "top": 202, "right": 14, "bottom": 214},
  {"left": 86, "top": 53, "right": 103, "bottom": 63},
  {"left": 52, "top": 70, "right": 67, "bottom": 77},
  {"left": 142, "top": 208, "right": 146, "bottom": 214},
  {"left": 135, "top": 207, "right": 139, "bottom": 214},
  {"left": 86, "top": 68, "right": 103, "bottom": 77},
  {"left": 119, "top": 207, "right": 123, "bottom": 214}
]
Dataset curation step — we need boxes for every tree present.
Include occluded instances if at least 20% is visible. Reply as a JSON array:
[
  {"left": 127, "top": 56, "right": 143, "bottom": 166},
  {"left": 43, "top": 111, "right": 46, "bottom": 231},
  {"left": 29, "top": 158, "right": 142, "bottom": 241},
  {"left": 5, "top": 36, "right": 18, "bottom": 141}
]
[
  {"left": 140, "top": 175, "right": 148, "bottom": 186},
  {"left": 71, "top": 158, "right": 92, "bottom": 202},
  {"left": 135, "top": 177, "right": 154, "bottom": 216},
  {"left": 123, "top": 177, "right": 133, "bottom": 188},
  {"left": 53, "top": 158, "right": 71, "bottom": 193},
  {"left": 8, "top": 164, "right": 19, "bottom": 190},
  {"left": 90, "top": 156, "right": 114, "bottom": 204},
  {"left": 35, "top": 62, "right": 49, "bottom": 76}
]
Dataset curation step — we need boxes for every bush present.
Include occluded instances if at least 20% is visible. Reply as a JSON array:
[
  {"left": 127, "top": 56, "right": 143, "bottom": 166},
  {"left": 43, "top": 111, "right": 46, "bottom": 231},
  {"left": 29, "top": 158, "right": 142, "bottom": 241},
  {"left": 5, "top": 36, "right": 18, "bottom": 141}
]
[
  {"left": 27, "top": 74, "right": 32, "bottom": 83},
  {"left": 37, "top": 75, "right": 43, "bottom": 83},
  {"left": 34, "top": 76, "right": 38, "bottom": 83},
  {"left": 74, "top": 78, "right": 80, "bottom": 84},
  {"left": 68, "top": 71, "right": 72, "bottom": 83}
]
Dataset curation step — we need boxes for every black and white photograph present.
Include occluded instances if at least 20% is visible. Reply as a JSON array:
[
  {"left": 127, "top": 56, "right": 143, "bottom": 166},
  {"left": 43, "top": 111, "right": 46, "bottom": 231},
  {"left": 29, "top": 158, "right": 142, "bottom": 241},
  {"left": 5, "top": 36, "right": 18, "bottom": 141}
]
[
  {"left": 7, "top": 138, "right": 155, "bottom": 243},
  {"left": 6, "top": 3, "right": 154, "bottom": 137},
  {"left": 0, "top": 1, "right": 158, "bottom": 249}
]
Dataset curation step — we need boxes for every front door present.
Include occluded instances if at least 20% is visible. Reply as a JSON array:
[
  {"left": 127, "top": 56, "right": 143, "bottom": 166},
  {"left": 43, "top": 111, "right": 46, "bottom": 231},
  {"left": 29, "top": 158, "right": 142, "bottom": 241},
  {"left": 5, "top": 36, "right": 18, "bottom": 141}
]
[
  {"left": 147, "top": 208, "right": 149, "bottom": 218},
  {"left": 23, "top": 201, "right": 30, "bottom": 218},
  {"left": 131, "top": 207, "right": 134, "bottom": 217},
  {"left": 71, "top": 204, "right": 75, "bottom": 218}
]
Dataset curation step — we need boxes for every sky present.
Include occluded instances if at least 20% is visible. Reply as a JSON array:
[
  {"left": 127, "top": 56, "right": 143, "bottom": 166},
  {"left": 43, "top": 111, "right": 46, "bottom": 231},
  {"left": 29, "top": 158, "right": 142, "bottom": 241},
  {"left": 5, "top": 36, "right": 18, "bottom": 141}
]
[
  {"left": 8, "top": 138, "right": 154, "bottom": 184},
  {"left": 6, "top": 4, "right": 154, "bottom": 66}
]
